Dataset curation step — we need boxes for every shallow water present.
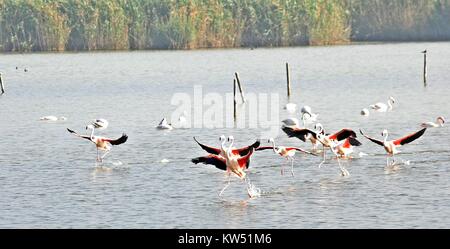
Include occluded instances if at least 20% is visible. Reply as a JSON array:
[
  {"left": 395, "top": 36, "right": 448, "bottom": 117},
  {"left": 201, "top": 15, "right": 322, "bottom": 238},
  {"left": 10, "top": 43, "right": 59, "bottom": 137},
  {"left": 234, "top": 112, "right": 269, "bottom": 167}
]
[{"left": 0, "top": 42, "right": 449, "bottom": 228}]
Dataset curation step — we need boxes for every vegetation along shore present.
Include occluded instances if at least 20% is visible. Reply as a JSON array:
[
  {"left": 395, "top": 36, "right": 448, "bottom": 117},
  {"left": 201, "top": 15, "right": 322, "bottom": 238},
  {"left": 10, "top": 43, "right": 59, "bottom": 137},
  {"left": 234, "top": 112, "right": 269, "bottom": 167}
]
[{"left": 0, "top": 0, "right": 449, "bottom": 52}]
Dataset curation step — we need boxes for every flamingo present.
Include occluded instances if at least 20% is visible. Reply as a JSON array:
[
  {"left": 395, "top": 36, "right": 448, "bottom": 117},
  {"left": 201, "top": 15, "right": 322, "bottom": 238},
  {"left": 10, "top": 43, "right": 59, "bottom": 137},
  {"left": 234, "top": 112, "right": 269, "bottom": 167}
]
[
  {"left": 191, "top": 148, "right": 255, "bottom": 197},
  {"left": 193, "top": 136, "right": 260, "bottom": 160},
  {"left": 255, "top": 138, "right": 316, "bottom": 176},
  {"left": 421, "top": 116, "right": 445, "bottom": 128},
  {"left": 370, "top": 97, "right": 396, "bottom": 112},
  {"left": 282, "top": 123, "right": 356, "bottom": 159},
  {"left": 332, "top": 136, "right": 363, "bottom": 159},
  {"left": 300, "top": 106, "right": 319, "bottom": 123},
  {"left": 359, "top": 128, "right": 426, "bottom": 166},
  {"left": 67, "top": 128, "right": 128, "bottom": 162},
  {"left": 156, "top": 118, "right": 173, "bottom": 130},
  {"left": 317, "top": 136, "right": 353, "bottom": 176},
  {"left": 281, "top": 126, "right": 321, "bottom": 151},
  {"left": 281, "top": 112, "right": 315, "bottom": 128},
  {"left": 40, "top": 116, "right": 67, "bottom": 121}
]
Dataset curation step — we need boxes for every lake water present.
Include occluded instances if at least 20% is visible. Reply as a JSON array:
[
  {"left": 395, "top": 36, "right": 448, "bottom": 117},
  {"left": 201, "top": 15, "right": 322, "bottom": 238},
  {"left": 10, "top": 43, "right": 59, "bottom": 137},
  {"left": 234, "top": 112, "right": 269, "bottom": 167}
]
[{"left": 0, "top": 42, "right": 449, "bottom": 228}]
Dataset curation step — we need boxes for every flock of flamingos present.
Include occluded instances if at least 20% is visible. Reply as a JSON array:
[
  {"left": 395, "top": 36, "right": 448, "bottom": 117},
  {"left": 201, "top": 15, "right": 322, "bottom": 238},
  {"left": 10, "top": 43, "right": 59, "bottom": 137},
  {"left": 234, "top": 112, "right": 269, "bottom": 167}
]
[{"left": 53, "top": 93, "right": 446, "bottom": 198}]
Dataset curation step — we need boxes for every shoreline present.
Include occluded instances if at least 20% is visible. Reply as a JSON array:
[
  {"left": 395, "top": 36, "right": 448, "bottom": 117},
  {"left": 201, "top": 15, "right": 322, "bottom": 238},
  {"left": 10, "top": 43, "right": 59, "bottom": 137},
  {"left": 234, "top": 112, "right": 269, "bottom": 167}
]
[{"left": 1, "top": 40, "right": 449, "bottom": 55}]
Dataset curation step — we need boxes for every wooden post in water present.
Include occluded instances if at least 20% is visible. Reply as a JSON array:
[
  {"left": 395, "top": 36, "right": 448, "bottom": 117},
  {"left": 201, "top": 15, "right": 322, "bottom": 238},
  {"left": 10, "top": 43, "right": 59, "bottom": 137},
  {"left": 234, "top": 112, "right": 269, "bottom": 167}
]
[
  {"left": 233, "top": 79, "right": 237, "bottom": 122},
  {"left": 286, "top": 62, "right": 291, "bottom": 98},
  {"left": 234, "top": 72, "right": 246, "bottom": 103},
  {"left": 0, "top": 73, "right": 4, "bottom": 94},
  {"left": 422, "top": 50, "right": 427, "bottom": 86}
]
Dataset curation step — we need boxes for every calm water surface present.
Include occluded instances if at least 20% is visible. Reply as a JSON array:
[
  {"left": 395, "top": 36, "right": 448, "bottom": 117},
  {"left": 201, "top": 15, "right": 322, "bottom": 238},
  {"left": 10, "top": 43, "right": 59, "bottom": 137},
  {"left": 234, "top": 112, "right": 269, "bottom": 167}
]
[{"left": 0, "top": 42, "right": 449, "bottom": 228}]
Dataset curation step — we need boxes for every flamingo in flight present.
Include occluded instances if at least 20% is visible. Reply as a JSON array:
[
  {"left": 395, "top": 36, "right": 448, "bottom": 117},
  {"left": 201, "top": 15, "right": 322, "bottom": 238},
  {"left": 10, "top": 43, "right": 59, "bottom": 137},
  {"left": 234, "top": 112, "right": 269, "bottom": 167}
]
[
  {"left": 191, "top": 147, "right": 256, "bottom": 197},
  {"left": 313, "top": 135, "right": 358, "bottom": 176},
  {"left": 360, "top": 128, "right": 426, "bottom": 166},
  {"left": 332, "top": 136, "right": 363, "bottom": 159},
  {"left": 282, "top": 123, "right": 356, "bottom": 165},
  {"left": 67, "top": 127, "right": 128, "bottom": 163},
  {"left": 193, "top": 136, "right": 260, "bottom": 160},
  {"left": 370, "top": 97, "right": 396, "bottom": 112},
  {"left": 255, "top": 138, "right": 317, "bottom": 176},
  {"left": 421, "top": 116, "right": 445, "bottom": 128},
  {"left": 281, "top": 124, "right": 324, "bottom": 151}
]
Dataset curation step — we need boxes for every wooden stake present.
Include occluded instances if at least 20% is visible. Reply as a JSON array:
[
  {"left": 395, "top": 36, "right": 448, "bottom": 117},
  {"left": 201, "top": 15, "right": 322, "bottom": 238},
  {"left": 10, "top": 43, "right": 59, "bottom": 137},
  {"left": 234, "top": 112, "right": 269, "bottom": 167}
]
[
  {"left": 0, "top": 73, "right": 4, "bottom": 94},
  {"left": 286, "top": 62, "right": 291, "bottom": 98},
  {"left": 233, "top": 79, "right": 237, "bottom": 122},
  {"left": 423, "top": 51, "right": 427, "bottom": 86},
  {"left": 234, "top": 72, "right": 246, "bottom": 103}
]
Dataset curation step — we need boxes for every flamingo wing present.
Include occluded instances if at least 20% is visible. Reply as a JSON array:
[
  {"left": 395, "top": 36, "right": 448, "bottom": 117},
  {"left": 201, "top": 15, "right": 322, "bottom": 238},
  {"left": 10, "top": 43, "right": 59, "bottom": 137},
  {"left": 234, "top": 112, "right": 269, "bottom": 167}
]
[
  {"left": 67, "top": 128, "right": 91, "bottom": 141},
  {"left": 282, "top": 126, "right": 316, "bottom": 142},
  {"left": 232, "top": 140, "right": 261, "bottom": 156},
  {"left": 255, "top": 146, "right": 275, "bottom": 151},
  {"left": 237, "top": 148, "right": 255, "bottom": 169},
  {"left": 328, "top": 129, "right": 356, "bottom": 141},
  {"left": 287, "top": 147, "right": 318, "bottom": 156},
  {"left": 393, "top": 128, "right": 426, "bottom": 146},
  {"left": 104, "top": 133, "right": 128, "bottom": 145},
  {"left": 191, "top": 154, "right": 227, "bottom": 171},
  {"left": 339, "top": 137, "right": 362, "bottom": 148},
  {"left": 193, "top": 137, "right": 221, "bottom": 154},
  {"left": 359, "top": 129, "right": 384, "bottom": 147}
]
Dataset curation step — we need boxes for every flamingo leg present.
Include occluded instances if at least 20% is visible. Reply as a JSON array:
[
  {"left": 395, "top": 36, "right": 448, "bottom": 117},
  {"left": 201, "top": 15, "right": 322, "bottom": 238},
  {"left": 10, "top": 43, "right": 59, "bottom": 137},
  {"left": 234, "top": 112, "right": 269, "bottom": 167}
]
[
  {"left": 96, "top": 148, "right": 101, "bottom": 162},
  {"left": 100, "top": 150, "right": 111, "bottom": 162},
  {"left": 318, "top": 146, "right": 326, "bottom": 168},
  {"left": 337, "top": 156, "right": 349, "bottom": 176},
  {"left": 281, "top": 158, "right": 287, "bottom": 175},
  {"left": 219, "top": 174, "right": 231, "bottom": 197},
  {"left": 290, "top": 157, "right": 295, "bottom": 177}
]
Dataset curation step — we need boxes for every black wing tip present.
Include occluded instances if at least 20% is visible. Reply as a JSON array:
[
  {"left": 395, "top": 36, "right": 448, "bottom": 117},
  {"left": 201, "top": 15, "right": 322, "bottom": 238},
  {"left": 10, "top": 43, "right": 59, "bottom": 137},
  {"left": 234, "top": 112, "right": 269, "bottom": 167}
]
[
  {"left": 251, "top": 140, "right": 261, "bottom": 149},
  {"left": 349, "top": 137, "right": 362, "bottom": 146},
  {"left": 191, "top": 157, "right": 201, "bottom": 164}
]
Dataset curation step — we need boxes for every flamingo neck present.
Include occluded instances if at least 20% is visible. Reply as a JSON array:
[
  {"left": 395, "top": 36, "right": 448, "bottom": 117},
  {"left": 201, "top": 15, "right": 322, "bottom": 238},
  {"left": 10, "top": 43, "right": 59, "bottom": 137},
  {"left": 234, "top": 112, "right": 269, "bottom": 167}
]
[
  {"left": 89, "top": 128, "right": 95, "bottom": 140},
  {"left": 270, "top": 140, "right": 278, "bottom": 154},
  {"left": 388, "top": 100, "right": 393, "bottom": 110},
  {"left": 227, "top": 139, "right": 234, "bottom": 156},
  {"left": 220, "top": 139, "right": 227, "bottom": 151},
  {"left": 383, "top": 132, "right": 388, "bottom": 144}
]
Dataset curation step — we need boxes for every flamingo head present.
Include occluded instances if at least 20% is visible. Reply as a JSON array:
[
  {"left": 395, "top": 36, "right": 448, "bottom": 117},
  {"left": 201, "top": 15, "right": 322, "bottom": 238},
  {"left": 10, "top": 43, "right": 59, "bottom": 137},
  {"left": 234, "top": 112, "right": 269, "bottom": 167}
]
[
  {"left": 86, "top": 124, "right": 94, "bottom": 130},
  {"left": 227, "top": 136, "right": 234, "bottom": 142},
  {"left": 301, "top": 105, "right": 312, "bottom": 115},
  {"left": 267, "top": 138, "right": 275, "bottom": 143},
  {"left": 219, "top": 135, "right": 226, "bottom": 142},
  {"left": 389, "top": 96, "right": 396, "bottom": 104},
  {"left": 437, "top": 116, "right": 446, "bottom": 125},
  {"left": 381, "top": 129, "right": 388, "bottom": 137},
  {"left": 314, "top": 123, "right": 323, "bottom": 132}
]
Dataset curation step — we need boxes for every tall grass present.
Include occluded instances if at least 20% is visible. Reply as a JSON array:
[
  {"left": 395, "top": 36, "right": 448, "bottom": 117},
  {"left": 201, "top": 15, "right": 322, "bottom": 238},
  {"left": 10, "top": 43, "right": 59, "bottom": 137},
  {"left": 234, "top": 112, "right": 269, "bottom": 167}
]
[{"left": 0, "top": 0, "right": 449, "bottom": 52}]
